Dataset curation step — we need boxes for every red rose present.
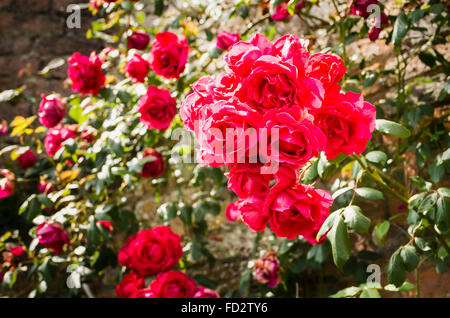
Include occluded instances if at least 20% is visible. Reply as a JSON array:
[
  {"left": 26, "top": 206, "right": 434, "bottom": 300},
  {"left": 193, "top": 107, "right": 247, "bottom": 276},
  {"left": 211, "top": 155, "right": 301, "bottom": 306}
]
[
  {"left": 262, "top": 107, "right": 326, "bottom": 167},
  {"left": 44, "top": 126, "right": 77, "bottom": 157},
  {"left": 225, "top": 201, "right": 241, "bottom": 222},
  {"left": 149, "top": 271, "right": 197, "bottom": 298},
  {"left": 306, "top": 53, "right": 346, "bottom": 91},
  {"left": 125, "top": 53, "right": 149, "bottom": 83},
  {"left": 17, "top": 149, "right": 37, "bottom": 170},
  {"left": 273, "top": 34, "right": 310, "bottom": 74},
  {"left": 118, "top": 226, "right": 183, "bottom": 277},
  {"left": 0, "top": 119, "right": 8, "bottom": 135},
  {"left": 80, "top": 127, "right": 96, "bottom": 144},
  {"left": 216, "top": 31, "right": 240, "bottom": 51},
  {"left": 196, "top": 98, "right": 261, "bottom": 167},
  {"left": 148, "top": 31, "right": 189, "bottom": 79},
  {"left": 138, "top": 86, "right": 177, "bottom": 130},
  {"left": 314, "top": 90, "right": 376, "bottom": 160},
  {"left": 36, "top": 222, "right": 71, "bottom": 255},
  {"left": 226, "top": 163, "right": 270, "bottom": 198},
  {"left": 193, "top": 286, "right": 220, "bottom": 298},
  {"left": 115, "top": 272, "right": 145, "bottom": 298},
  {"left": 132, "top": 288, "right": 154, "bottom": 298},
  {"left": 97, "top": 220, "right": 114, "bottom": 232},
  {"left": 38, "top": 94, "right": 66, "bottom": 128},
  {"left": 0, "top": 169, "right": 15, "bottom": 199},
  {"left": 237, "top": 196, "right": 268, "bottom": 232},
  {"left": 138, "top": 148, "right": 165, "bottom": 178},
  {"left": 9, "top": 246, "right": 25, "bottom": 257},
  {"left": 67, "top": 52, "right": 105, "bottom": 96},
  {"left": 263, "top": 183, "right": 333, "bottom": 242},
  {"left": 350, "top": 0, "right": 378, "bottom": 18},
  {"left": 38, "top": 179, "right": 54, "bottom": 194},
  {"left": 368, "top": 12, "right": 389, "bottom": 41},
  {"left": 127, "top": 30, "right": 150, "bottom": 50}
]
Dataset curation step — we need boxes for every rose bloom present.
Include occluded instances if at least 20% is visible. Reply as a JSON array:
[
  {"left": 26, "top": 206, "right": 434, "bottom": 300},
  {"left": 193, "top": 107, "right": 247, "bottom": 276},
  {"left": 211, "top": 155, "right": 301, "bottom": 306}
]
[
  {"left": 138, "top": 148, "right": 165, "bottom": 178},
  {"left": 17, "top": 149, "right": 37, "bottom": 170},
  {"left": 271, "top": 0, "right": 305, "bottom": 21},
  {"left": 216, "top": 31, "right": 240, "bottom": 51},
  {"left": 115, "top": 272, "right": 145, "bottom": 298},
  {"left": 36, "top": 222, "right": 71, "bottom": 255},
  {"left": 148, "top": 31, "right": 189, "bottom": 79},
  {"left": 80, "top": 127, "right": 96, "bottom": 144},
  {"left": 89, "top": 0, "right": 103, "bottom": 10},
  {"left": 138, "top": 86, "right": 177, "bottom": 130},
  {"left": 262, "top": 107, "right": 326, "bottom": 167},
  {"left": 38, "top": 94, "right": 66, "bottom": 128},
  {"left": 132, "top": 288, "right": 154, "bottom": 298},
  {"left": 0, "top": 169, "right": 15, "bottom": 199},
  {"left": 38, "top": 179, "right": 54, "bottom": 194},
  {"left": 196, "top": 98, "right": 261, "bottom": 167},
  {"left": 350, "top": 0, "right": 378, "bottom": 18},
  {"left": 306, "top": 53, "right": 346, "bottom": 91},
  {"left": 128, "top": 30, "right": 150, "bottom": 50},
  {"left": 225, "top": 201, "right": 241, "bottom": 222},
  {"left": 0, "top": 119, "right": 8, "bottom": 135},
  {"left": 226, "top": 163, "right": 270, "bottom": 199},
  {"left": 254, "top": 251, "right": 281, "bottom": 288},
  {"left": 368, "top": 12, "right": 389, "bottom": 41},
  {"left": 118, "top": 226, "right": 183, "bottom": 277},
  {"left": 263, "top": 183, "right": 333, "bottom": 242},
  {"left": 273, "top": 34, "right": 310, "bottom": 74},
  {"left": 67, "top": 51, "right": 105, "bottom": 96},
  {"left": 125, "top": 53, "right": 149, "bottom": 83},
  {"left": 314, "top": 90, "right": 376, "bottom": 160},
  {"left": 149, "top": 271, "right": 197, "bottom": 298},
  {"left": 9, "top": 246, "right": 25, "bottom": 257},
  {"left": 44, "top": 125, "right": 78, "bottom": 157},
  {"left": 235, "top": 196, "right": 268, "bottom": 232},
  {"left": 193, "top": 286, "right": 220, "bottom": 298}
]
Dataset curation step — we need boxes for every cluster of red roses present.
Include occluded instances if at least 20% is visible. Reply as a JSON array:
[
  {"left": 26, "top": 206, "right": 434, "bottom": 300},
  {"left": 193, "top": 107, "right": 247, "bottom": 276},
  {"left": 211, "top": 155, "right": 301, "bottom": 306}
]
[
  {"left": 180, "top": 33, "right": 376, "bottom": 244},
  {"left": 116, "top": 226, "right": 219, "bottom": 298}
]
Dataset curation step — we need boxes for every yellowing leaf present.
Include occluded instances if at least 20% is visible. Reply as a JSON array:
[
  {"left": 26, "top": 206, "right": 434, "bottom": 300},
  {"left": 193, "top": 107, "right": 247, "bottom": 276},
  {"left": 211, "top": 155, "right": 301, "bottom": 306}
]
[
  {"left": 34, "top": 126, "right": 46, "bottom": 134},
  {"left": 59, "top": 169, "right": 81, "bottom": 184}
]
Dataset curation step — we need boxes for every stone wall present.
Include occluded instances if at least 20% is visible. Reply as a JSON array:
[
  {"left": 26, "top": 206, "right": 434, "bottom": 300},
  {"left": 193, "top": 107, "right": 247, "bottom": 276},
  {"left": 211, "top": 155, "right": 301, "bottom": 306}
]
[{"left": 0, "top": 0, "right": 103, "bottom": 121}]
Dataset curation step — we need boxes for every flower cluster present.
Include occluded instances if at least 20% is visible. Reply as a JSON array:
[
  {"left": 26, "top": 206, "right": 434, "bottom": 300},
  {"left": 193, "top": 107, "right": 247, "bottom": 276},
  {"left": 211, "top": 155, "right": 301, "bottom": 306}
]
[
  {"left": 181, "top": 33, "right": 376, "bottom": 243},
  {"left": 116, "top": 226, "right": 219, "bottom": 298}
]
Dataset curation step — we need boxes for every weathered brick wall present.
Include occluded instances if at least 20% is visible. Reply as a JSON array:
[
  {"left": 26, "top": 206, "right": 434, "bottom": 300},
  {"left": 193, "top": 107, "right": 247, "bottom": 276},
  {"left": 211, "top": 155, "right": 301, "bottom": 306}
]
[{"left": 0, "top": 0, "right": 103, "bottom": 120}]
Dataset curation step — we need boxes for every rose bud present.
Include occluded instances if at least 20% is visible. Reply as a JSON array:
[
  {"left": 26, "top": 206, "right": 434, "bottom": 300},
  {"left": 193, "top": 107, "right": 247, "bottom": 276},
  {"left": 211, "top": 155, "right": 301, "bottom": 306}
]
[
  {"left": 193, "top": 286, "right": 220, "bottom": 298},
  {"left": 253, "top": 251, "right": 282, "bottom": 288},
  {"left": 36, "top": 222, "right": 71, "bottom": 255},
  {"left": 0, "top": 119, "right": 8, "bottom": 135},
  {"left": 115, "top": 272, "right": 145, "bottom": 298},
  {"left": 127, "top": 30, "right": 150, "bottom": 50},
  {"left": 216, "top": 31, "right": 240, "bottom": 51},
  {"left": 138, "top": 148, "right": 165, "bottom": 178},
  {"left": 97, "top": 220, "right": 114, "bottom": 232},
  {"left": 38, "top": 179, "right": 54, "bottom": 194},
  {"left": 0, "top": 169, "right": 15, "bottom": 199},
  {"left": 17, "top": 149, "right": 37, "bottom": 170},
  {"left": 125, "top": 53, "right": 150, "bottom": 83},
  {"left": 38, "top": 94, "right": 66, "bottom": 128},
  {"left": 138, "top": 86, "right": 177, "bottom": 131}
]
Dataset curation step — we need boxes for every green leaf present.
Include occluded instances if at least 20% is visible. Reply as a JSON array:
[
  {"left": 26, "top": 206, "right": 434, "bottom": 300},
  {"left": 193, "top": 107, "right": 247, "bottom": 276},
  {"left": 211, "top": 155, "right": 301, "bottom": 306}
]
[
  {"left": 418, "top": 51, "right": 436, "bottom": 68},
  {"left": 328, "top": 215, "right": 351, "bottom": 270},
  {"left": 375, "top": 119, "right": 411, "bottom": 138},
  {"left": 69, "top": 105, "right": 88, "bottom": 124},
  {"left": 400, "top": 245, "right": 420, "bottom": 272},
  {"left": 365, "top": 151, "right": 387, "bottom": 165},
  {"left": 417, "top": 192, "right": 437, "bottom": 213},
  {"left": 360, "top": 288, "right": 381, "bottom": 298},
  {"left": 437, "top": 188, "right": 450, "bottom": 198},
  {"left": 343, "top": 206, "right": 371, "bottom": 233},
  {"left": 316, "top": 209, "right": 342, "bottom": 241},
  {"left": 355, "top": 187, "right": 384, "bottom": 200},
  {"left": 363, "top": 71, "right": 379, "bottom": 88},
  {"left": 330, "top": 286, "right": 361, "bottom": 298},
  {"left": 392, "top": 13, "right": 409, "bottom": 47},
  {"left": 388, "top": 249, "right": 407, "bottom": 287},
  {"left": 374, "top": 220, "right": 390, "bottom": 245},
  {"left": 157, "top": 202, "right": 178, "bottom": 223},
  {"left": 154, "top": 0, "right": 164, "bottom": 16},
  {"left": 436, "top": 197, "right": 449, "bottom": 233},
  {"left": 332, "top": 187, "right": 353, "bottom": 200}
]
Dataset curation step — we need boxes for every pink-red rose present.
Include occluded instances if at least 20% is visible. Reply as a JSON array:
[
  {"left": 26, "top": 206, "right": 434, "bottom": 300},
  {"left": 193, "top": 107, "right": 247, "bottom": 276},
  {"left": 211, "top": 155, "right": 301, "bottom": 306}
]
[
  {"left": 193, "top": 286, "right": 220, "bottom": 298},
  {"left": 127, "top": 30, "right": 150, "bottom": 50},
  {"left": 148, "top": 31, "right": 189, "bottom": 79},
  {"left": 216, "top": 31, "right": 240, "bottom": 51},
  {"left": 263, "top": 183, "right": 333, "bottom": 242},
  {"left": 38, "top": 179, "right": 54, "bottom": 194},
  {"left": 36, "top": 222, "right": 71, "bottom": 255},
  {"left": 67, "top": 52, "right": 105, "bottom": 96},
  {"left": 118, "top": 226, "right": 183, "bottom": 277},
  {"left": 125, "top": 53, "right": 149, "bottom": 83},
  {"left": 0, "top": 119, "right": 8, "bottom": 135},
  {"left": 138, "top": 148, "right": 165, "bottom": 178},
  {"left": 0, "top": 169, "right": 15, "bottom": 199},
  {"left": 97, "top": 220, "right": 114, "bottom": 232},
  {"left": 38, "top": 94, "right": 66, "bottom": 128},
  {"left": 306, "top": 53, "right": 346, "bottom": 91},
  {"left": 138, "top": 86, "right": 177, "bottom": 130},
  {"left": 226, "top": 163, "right": 270, "bottom": 199},
  {"left": 149, "top": 271, "right": 197, "bottom": 298},
  {"left": 44, "top": 125, "right": 78, "bottom": 157},
  {"left": 314, "top": 90, "right": 376, "bottom": 159},
  {"left": 116, "top": 272, "right": 145, "bottom": 298},
  {"left": 17, "top": 149, "right": 37, "bottom": 170},
  {"left": 254, "top": 251, "right": 281, "bottom": 288}
]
